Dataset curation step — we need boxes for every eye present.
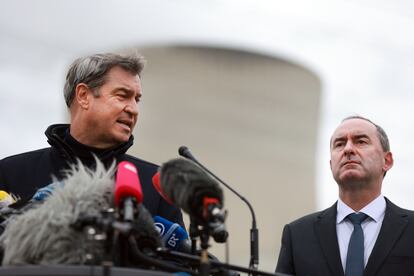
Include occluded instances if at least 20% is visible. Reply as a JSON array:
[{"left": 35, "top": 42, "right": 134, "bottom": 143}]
[
  {"left": 116, "top": 92, "right": 127, "bottom": 99},
  {"left": 333, "top": 141, "right": 344, "bottom": 148},
  {"left": 357, "top": 138, "right": 368, "bottom": 145}
]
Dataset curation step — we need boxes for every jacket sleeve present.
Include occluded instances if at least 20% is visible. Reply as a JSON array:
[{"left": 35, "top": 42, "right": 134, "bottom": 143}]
[{"left": 276, "top": 224, "right": 295, "bottom": 275}]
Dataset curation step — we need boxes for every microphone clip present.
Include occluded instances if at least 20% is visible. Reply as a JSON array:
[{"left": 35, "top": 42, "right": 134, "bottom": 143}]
[{"left": 200, "top": 197, "right": 229, "bottom": 243}]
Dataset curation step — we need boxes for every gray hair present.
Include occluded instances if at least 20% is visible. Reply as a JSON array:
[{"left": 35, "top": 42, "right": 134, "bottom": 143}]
[
  {"left": 342, "top": 115, "right": 390, "bottom": 152},
  {"left": 63, "top": 52, "right": 145, "bottom": 107}
]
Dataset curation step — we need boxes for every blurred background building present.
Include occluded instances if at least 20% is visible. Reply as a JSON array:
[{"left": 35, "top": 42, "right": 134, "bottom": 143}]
[{"left": 1, "top": 0, "right": 414, "bottom": 272}]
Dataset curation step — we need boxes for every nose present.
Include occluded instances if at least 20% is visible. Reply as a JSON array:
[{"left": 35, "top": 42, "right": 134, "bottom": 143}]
[
  {"left": 343, "top": 140, "right": 355, "bottom": 156},
  {"left": 124, "top": 99, "right": 139, "bottom": 117}
]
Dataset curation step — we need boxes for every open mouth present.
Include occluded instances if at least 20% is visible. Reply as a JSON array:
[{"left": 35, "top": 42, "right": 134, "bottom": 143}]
[{"left": 117, "top": 119, "right": 133, "bottom": 130}]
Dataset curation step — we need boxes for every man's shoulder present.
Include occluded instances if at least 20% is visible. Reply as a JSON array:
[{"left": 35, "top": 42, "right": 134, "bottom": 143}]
[
  {"left": 1, "top": 148, "right": 52, "bottom": 165},
  {"left": 288, "top": 204, "right": 336, "bottom": 227},
  {"left": 385, "top": 198, "right": 414, "bottom": 218},
  {"left": 288, "top": 211, "right": 322, "bottom": 226},
  {"left": 122, "top": 154, "right": 159, "bottom": 171}
]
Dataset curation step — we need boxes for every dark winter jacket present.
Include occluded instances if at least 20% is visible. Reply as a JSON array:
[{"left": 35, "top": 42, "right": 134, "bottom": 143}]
[{"left": 0, "top": 124, "right": 184, "bottom": 226}]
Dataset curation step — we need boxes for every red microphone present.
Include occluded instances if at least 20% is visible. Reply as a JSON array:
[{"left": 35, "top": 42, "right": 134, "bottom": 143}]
[
  {"left": 115, "top": 161, "right": 143, "bottom": 221},
  {"left": 152, "top": 171, "right": 173, "bottom": 205}
]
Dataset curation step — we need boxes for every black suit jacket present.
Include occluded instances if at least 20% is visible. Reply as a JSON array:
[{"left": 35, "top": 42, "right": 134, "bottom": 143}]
[{"left": 276, "top": 198, "right": 414, "bottom": 276}]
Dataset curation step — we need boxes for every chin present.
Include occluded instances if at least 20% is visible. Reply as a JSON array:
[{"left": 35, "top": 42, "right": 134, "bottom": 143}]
[
  {"left": 113, "top": 131, "right": 131, "bottom": 143},
  {"left": 339, "top": 175, "right": 368, "bottom": 189},
  {"left": 117, "top": 135, "right": 130, "bottom": 143},
  {"left": 341, "top": 174, "right": 362, "bottom": 182}
]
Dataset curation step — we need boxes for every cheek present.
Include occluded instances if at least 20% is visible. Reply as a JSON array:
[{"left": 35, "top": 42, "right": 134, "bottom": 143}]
[{"left": 330, "top": 155, "right": 339, "bottom": 167}]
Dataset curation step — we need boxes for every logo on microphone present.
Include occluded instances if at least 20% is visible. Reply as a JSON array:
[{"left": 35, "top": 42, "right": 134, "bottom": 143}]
[
  {"left": 154, "top": 222, "right": 165, "bottom": 235},
  {"left": 123, "top": 163, "right": 137, "bottom": 173},
  {"left": 167, "top": 234, "right": 179, "bottom": 247}
]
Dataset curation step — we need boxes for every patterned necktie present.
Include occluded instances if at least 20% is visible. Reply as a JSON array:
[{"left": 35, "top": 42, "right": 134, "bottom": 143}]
[{"left": 345, "top": 213, "right": 369, "bottom": 276}]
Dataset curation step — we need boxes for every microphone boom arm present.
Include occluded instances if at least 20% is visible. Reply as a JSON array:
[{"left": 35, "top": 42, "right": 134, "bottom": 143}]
[{"left": 178, "top": 146, "right": 259, "bottom": 270}]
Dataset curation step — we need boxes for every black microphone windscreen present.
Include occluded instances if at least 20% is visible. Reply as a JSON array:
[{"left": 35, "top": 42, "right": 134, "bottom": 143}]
[
  {"left": 133, "top": 204, "right": 161, "bottom": 251},
  {"left": 178, "top": 146, "right": 189, "bottom": 158},
  {"left": 159, "top": 158, "right": 223, "bottom": 218}
]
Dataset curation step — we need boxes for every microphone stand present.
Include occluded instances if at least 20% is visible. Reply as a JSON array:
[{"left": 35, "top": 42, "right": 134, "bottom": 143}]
[
  {"left": 188, "top": 214, "right": 213, "bottom": 276},
  {"left": 188, "top": 200, "right": 227, "bottom": 276},
  {"left": 179, "top": 146, "right": 259, "bottom": 272},
  {"left": 158, "top": 249, "right": 292, "bottom": 276},
  {"left": 199, "top": 228, "right": 211, "bottom": 276}
]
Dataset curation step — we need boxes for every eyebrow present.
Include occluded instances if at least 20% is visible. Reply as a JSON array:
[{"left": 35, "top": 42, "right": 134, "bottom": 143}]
[
  {"left": 353, "top": 134, "right": 370, "bottom": 140},
  {"left": 331, "top": 134, "right": 370, "bottom": 145},
  {"left": 116, "top": 87, "right": 142, "bottom": 97}
]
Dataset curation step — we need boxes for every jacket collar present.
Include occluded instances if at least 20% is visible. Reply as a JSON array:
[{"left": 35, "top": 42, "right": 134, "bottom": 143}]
[
  {"left": 45, "top": 124, "right": 134, "bottom": 165},
  {"left": 314, "top": 198, "right": 409, "bottom": 276},
  {"left": 314, "top": 202, "right": 344, "bottom": 276},
  {"left": 364, "top": 198, "right": 409, "bottom": 276}
]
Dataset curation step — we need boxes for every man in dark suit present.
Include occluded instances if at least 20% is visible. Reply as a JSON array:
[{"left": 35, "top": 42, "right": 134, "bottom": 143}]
[
  {"left": 0, "top": 52, "right": 184, "bottom": 226},
  {"left": 276, "top": 115, "right": 414, "bottom": 276}
]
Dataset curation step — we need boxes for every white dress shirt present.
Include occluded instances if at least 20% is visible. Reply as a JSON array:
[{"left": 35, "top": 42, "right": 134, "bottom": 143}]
[{"left": 336, "top": 194, "right": 386, "bottom": 271}]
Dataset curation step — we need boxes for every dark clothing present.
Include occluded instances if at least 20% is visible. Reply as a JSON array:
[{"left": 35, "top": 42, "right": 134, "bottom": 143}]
[
  {"left": 0, "top": 124, "right": 184, "bottom": 226},
  {"left": 276, "top": 198, "right": 414, "bottom": 276}
]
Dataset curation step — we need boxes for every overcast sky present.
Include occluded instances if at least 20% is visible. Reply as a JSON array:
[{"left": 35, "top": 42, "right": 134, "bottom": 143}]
[{"left": 1, "top": 0, "right": 414, "bottom": 209}]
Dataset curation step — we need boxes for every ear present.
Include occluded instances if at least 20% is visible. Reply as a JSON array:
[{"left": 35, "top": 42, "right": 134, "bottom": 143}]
[
  {"left": 383, "top": 151, "right": 394, "bottom": 173},
  {"left": 74, "top": 83, "right": 90, "bottom": 109},
  {"left": 329, "top": 159, "right": 332, "bottom": 170}
]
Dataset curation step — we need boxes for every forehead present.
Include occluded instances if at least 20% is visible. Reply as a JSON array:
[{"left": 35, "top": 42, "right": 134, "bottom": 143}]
[
  {"left": 331, "top": 119, "right": 378, "bottom": 141},
  {"left": 105, "top": 66, "right": 141, "bottom": 87}
]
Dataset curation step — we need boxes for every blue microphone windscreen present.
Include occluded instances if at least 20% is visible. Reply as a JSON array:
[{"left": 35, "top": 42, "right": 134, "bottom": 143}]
[
  {"left": 32, "top": 182, "right": 64, "bottom": 202},
  {"left": 154, "top": 216, "right": 188, "bottom": 250}
]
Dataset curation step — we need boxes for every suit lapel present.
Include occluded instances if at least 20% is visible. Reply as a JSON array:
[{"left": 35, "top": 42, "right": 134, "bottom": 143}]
[
  {"left": 314, "top": 203, "right": 345, "bottom": 276},
  {"left": 364, "top": 199, "right": 408, "bottom": 276}
]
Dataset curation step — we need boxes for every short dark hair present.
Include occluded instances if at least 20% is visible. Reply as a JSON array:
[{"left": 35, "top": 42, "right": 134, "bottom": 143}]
[
  {"left": 63, "top": 52, "right": 145, "bottom": 107},
  {"left": 341, "top": 115, "right": 390, "bottom": 152}
]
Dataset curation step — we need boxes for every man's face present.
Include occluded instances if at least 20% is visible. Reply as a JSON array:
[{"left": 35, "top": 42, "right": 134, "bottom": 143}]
[
  {"left": 85, "top": 66, "right": 142, "bottom": 148},
  {"left": 329, "top": 119, "right": 393, "bottom": 189}
]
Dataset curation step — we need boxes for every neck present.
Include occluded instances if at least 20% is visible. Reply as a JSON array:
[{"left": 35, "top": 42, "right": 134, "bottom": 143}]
[
  {"left": 339, "top": 189, "right": 381, "bottom": 211},
  {"left": 69, "top": 108, "right": 108, "bottom": 149},
  {"left": 69, "top": 127, "right": 111, "bottom": 149}
]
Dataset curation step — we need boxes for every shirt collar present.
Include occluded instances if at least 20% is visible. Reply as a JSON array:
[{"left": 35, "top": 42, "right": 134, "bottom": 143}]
[{"left": 337, "top": 194, "right": 386, "bottom": 223}]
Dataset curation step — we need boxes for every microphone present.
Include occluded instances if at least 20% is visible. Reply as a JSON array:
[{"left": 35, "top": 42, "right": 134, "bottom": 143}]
[
  {"left": 178, "top": 146, "right": 260, "bottom": 270},
  {"left": 130, "top": 204, "right": 162, "bottom": 252},
  {"left": 31, "top": 181, "right": 64, "bottom": 202},
  {"left": 0, "top": 191, "right": 17, "bottom": 234},
  {"left": 0, "top": 181, "right": 64, "bottom": 233},
  {"left": 152, "top": 172, "right": 173, "bottom": 205},
  {"left": 1, "top": 160, "right": 116, "bottom": 265},
  {"left": 159, "top": 158, "right": 223, "bottom": 219},
  {"left": 115, "top": 161, "right": 143, "bottom": 222},
  {"left": 0, "top": 160, "right": 161, "bottom": 266},
  {"left": 0, "top": 191, "right": 15, "bottom": 208},
  {"left": 159, "top": 158, "right": 228, "bottom": 243},
  {"left": 154, "top": 216, "right": 191, "bottom": 253}
]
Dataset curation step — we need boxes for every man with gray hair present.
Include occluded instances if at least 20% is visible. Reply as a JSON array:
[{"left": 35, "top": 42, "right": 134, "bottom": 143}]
[{"left": 0, "top": 52, "right": 184, "bottom": 226}]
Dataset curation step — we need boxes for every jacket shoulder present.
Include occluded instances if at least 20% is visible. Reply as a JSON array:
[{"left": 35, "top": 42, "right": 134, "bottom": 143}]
[
  {"left": 289, "top": 211, "right": 323, "bottom": 226},
  {"left": 1, "top": 148, "right": 52, "bottom": 165},
  {"left": 122, "top": 154, "right": 159, "bottom": 170},
  {"left": 385, "top": 198, "right": 414, "bottom": 218},
  {"left": 0, "top": 148, "right": 56, "bottom": 198},
  {"left": 288, "top": 204, "right": 336, "bottom": 228}
]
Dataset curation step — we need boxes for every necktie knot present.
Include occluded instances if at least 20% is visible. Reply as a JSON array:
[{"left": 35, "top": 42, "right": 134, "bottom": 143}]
[{"left": 347, "top": 213, "right": 368, "bottom": 225}]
